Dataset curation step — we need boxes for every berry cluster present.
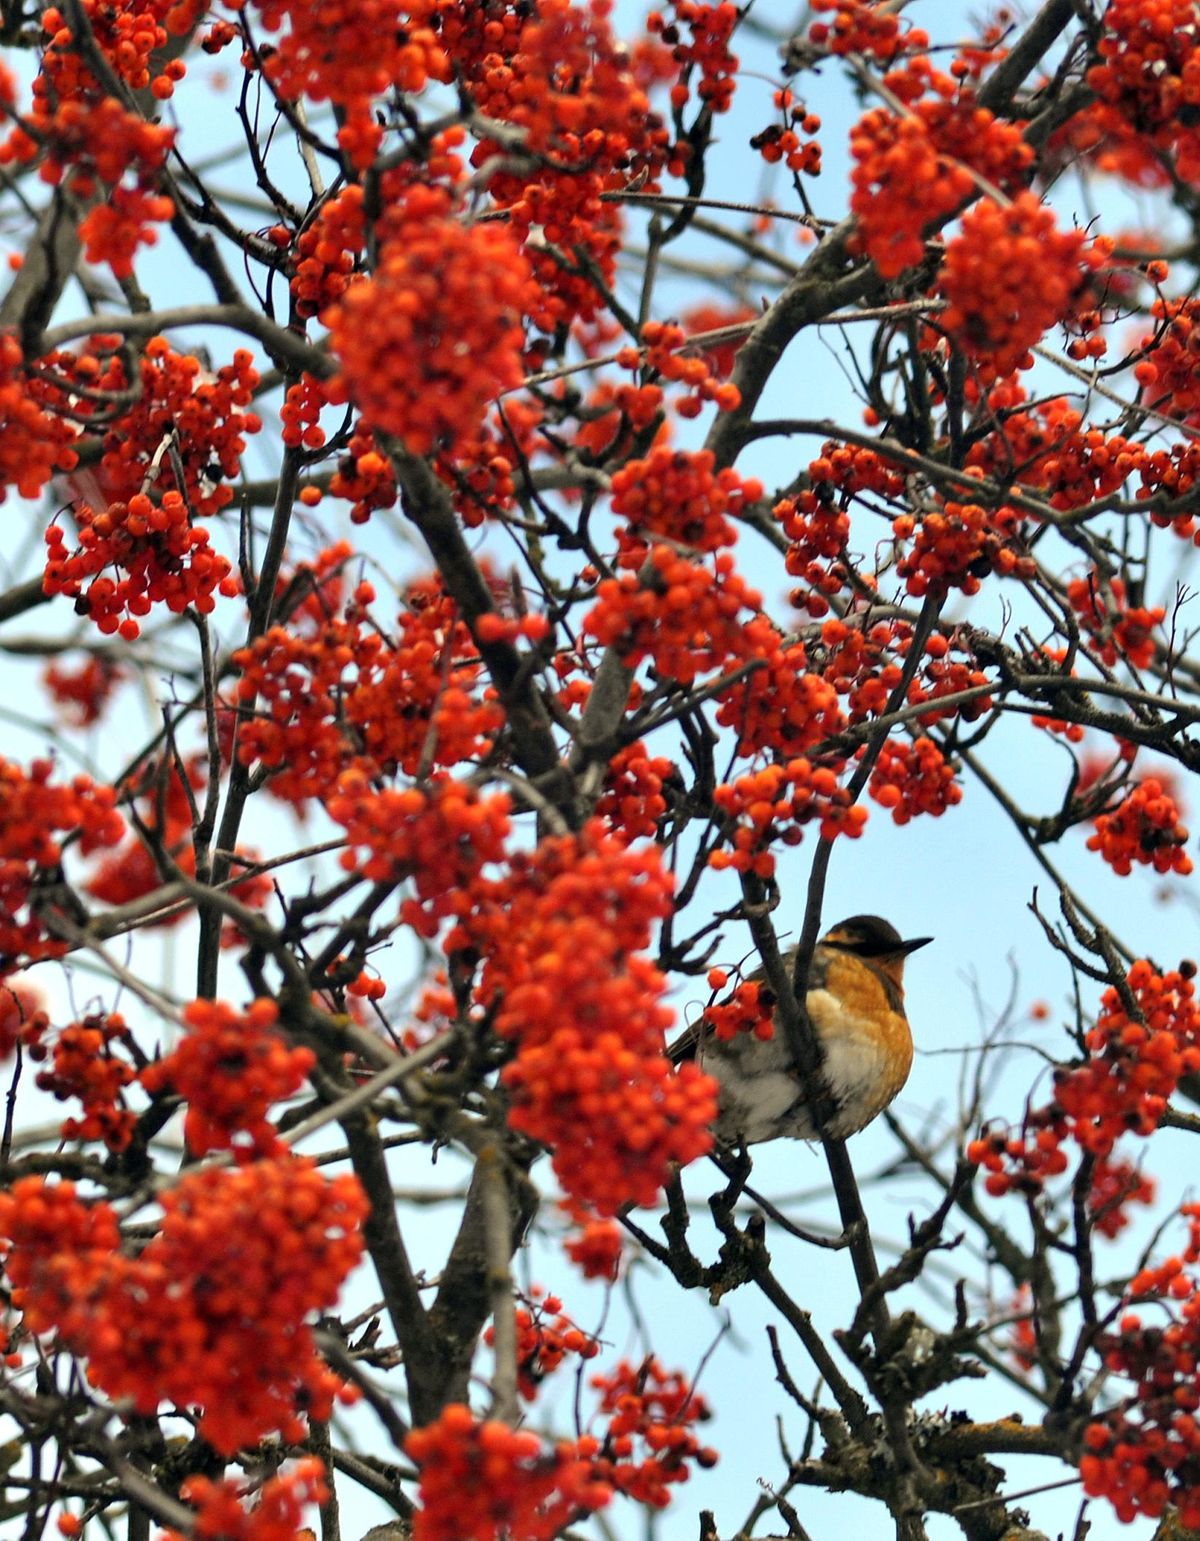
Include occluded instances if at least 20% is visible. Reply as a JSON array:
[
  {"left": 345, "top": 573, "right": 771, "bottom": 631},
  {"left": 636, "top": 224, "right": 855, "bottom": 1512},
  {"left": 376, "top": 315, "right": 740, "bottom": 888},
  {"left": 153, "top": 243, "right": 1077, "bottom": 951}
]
[
  {"left": 246, "top": 0, "right": 449, "bottom": 167},
  {"left": 140, "top": 997, "right": 315, "bottom": 1158},
  {"left": 0, "top": 757, "right": 124, "bottom": 973},
  {"left": 1087, "top": 1154, "right": 1156, "bottom": 1240},
  {"left": 585, "top": 547, "right": 763, "bottom": 686},
  {"left": 968, "top": 1119, "right": 1069, "bottom": 1199},
  {"left": 0, "top": 1156, "right": 366, "bottom": 1454},
  {"left": 231, "top": 612, "right": 376, "bottom": 807},
  {"left": 610, "top": 446, "right": 757, "bottom": 556},
  {"left": 702, "top": 970, "right": 775, "bottom": 1042},
  {"left": 42, "top": 656, "right": 123, "bottom": 729},
  {"left": 1066, "top": 573, "right": 1164, "bottom": 668},
  {"left": 443, "top": 0, "right": 670, "bottom": 336},
  {"left": 288, "top": 186, "right": 366, "bottom": 319},
  {"left": 442, "top": 400, "right": 540, "bottom": 528},
  {"left": 938, "top": 194, "right": 1108, "bottom": 379},
  {"left": 457, "top": 823, "right": 717, "bottom": 1214},
  {"left": 288, "top": 12, "right": 443, "bottom": 161},
  {"left": 818, "top": 616, "right": 907, "bottom": 722},
  {"left": 711, "top": 759, "right": 868, "bottom": 879},
  {"left": 42, "top": 341, "right": 259, "bottom": 636},
  {"left": 965, "top": 384, "right": 1141, "bottom": 512},
  {"left": 893, "top": 499, "right": 1033, "bottom": 596},
  {"left": 564, "top": 1217, "right": 624, "bottom": 1281},
  {"left": 1138, "top": 438, "right": 1200, "bottom": 540},
  {"left": 351, "top": 576, "right": 506, "bottom": 764},
  {"left": 1085, "top": 0, "right": 1200, "bottom": 184},
  {"left": 112, "top": 341, "right": 260, "bottom": 515},
  {"left": 36, "top": 337, "right": 254, "bottom": 519},
  {"left": 1087, "top": 777, "right": 1193, "bottom": 877},
  {"left": 715, "top": 633, "right": 843, "bottom": 759},
  {"left": 165, "top": 1458, "right": 330, "bottom": 1541},
  {"left": 232, "top": 574, "right": 504, "bottom": 808},
  {"left": 327, "top": 184, "right": 536, "bottom": 457},
  {"left": 869, "top": 736, "right": 962, "bottom": 824},
  {"left": 77, "top": 186, "right": 177, "bottom": 279},
  {"left": 34, "top": 1012, "right": 136, "bottom": 1153},
  {"left": 808, "top": 0, "right": 928, "bottom": 63},
  {"left": 779, "top": 442, "right": 904, "bottom": 614},
  {"left": 779, "top": 490, "right": 850, "bottom": 618},
  {"left": 405, "top": 1353, "right": 716, "bottom": 1541},
  {"left": 42, "top": 0, "right": 190, "bottom": 97},
  {"left": 648, "top": 2, "right": 740, "bottom": 116},
  {"left": 0, "top": 1176, "right": 120, "bottom": 1342},
  {"left": 849, "top": 58, "right": 1032, "bottom": 277},
  {"left": 485, "top": 1293, "right": 600, "bottom": 1402},
  {"left": 1064, "top": 958, "right": 1200, "bottom": 1151},
  {"left": 407, "top": 1404, "right": 612, "bottom": 1541},
  {"left": 589, "top": 1357, "right": 718, "bottom": 1507},
  {"left": 330, "top": 774, "right": 512, "bottom": 939},
  {"left": 594, "top": 741, "right": 674, "bottom": 842},
  {"left": 1081, "top": 1203, "right": 1200, "bottom": 1526},
  {"left": 44, "top": 492, "right": 231, "bottom": 639},
  {"left": 279, "top": 373, "right": 331, "bottom": 454},
  {"left": 0, "top": 335, "right": 79, "bottom": 503},
  {"left": 1137, "top": 296, "right": 1200, "bottom": 424},
  {"left": 907, "top": 633, "right": 994, "bottom": 725},
  {"left": 0, "top": 5, "right": 180, "bottom": 274},
  {"left": 968, "top": 959, "right": 1200, "bottom": 1199},
  {"left": 616, "top": 322, "right": 742, "bottom": 420}
]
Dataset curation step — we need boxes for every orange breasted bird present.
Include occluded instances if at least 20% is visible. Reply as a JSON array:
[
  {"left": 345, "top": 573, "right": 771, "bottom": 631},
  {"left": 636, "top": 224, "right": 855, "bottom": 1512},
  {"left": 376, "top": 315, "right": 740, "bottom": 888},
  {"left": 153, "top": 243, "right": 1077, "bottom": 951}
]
[{"left": 671, "top": 915, "right": 931, "bottom": 1144}]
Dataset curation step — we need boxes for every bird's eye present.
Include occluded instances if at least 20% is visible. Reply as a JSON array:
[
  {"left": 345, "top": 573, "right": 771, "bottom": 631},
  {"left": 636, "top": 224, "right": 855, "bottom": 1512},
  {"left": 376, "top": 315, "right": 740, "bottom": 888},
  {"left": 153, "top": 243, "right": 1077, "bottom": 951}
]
[{"left": 845, "top": 938, "right": 892, "bottom": 958}]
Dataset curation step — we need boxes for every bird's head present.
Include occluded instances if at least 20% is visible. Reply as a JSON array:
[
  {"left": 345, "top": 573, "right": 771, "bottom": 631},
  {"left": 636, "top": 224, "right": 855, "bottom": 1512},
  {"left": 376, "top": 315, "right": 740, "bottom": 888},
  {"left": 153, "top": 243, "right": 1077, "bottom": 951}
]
[{"left": 821, "top": 914, "right": 932, "bottom": 990}]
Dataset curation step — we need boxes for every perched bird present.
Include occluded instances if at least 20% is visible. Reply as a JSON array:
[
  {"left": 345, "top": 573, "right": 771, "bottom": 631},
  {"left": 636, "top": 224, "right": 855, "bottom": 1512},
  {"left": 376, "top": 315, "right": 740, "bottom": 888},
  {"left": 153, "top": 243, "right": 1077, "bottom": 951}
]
[{"left": 671, "top": 914, "right": 931, "bottom": 1145}]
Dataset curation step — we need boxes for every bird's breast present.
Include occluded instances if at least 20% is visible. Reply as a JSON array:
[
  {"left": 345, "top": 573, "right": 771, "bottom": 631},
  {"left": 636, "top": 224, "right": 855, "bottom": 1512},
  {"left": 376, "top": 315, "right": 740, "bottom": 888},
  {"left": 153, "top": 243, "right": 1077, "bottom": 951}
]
[{"left": 805, "top": 983, "right": 913, "bottom": 1133}]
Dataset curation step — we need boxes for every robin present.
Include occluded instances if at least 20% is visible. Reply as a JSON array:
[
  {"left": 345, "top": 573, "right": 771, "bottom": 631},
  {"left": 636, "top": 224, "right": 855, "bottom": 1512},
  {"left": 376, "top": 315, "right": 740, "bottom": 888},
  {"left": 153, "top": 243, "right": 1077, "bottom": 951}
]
[{"left": 671, "top": 915, "right": 931, "bottom": 1145}]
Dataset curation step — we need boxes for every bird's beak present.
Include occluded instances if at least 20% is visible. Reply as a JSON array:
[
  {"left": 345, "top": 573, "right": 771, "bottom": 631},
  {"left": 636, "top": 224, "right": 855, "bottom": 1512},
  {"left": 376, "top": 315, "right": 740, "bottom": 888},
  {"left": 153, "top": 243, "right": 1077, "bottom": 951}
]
[{"left": 896, "top": 936, "right": 933, "bottom": 956}]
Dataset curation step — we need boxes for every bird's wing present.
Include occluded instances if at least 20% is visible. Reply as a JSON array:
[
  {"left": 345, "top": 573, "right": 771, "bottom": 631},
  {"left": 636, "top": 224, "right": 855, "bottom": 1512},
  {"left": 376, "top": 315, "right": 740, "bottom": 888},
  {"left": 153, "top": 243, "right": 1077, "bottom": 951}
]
[
  {"left": 806, "top": 945, "right": 832, "bottom": 992},
  {"left": 667, "top": 1016, "right": 703, "bottom": 1065},
  {"left": 667, "top": 946, "right": 831, "bottom": 1064}
]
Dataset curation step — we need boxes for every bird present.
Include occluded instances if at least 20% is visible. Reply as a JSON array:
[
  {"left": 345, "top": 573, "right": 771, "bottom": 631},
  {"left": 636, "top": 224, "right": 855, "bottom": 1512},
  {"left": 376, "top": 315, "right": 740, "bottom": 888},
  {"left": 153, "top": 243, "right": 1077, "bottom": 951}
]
[{"left": 670, "top": 914, "right": 931, "bottom": 1145}]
